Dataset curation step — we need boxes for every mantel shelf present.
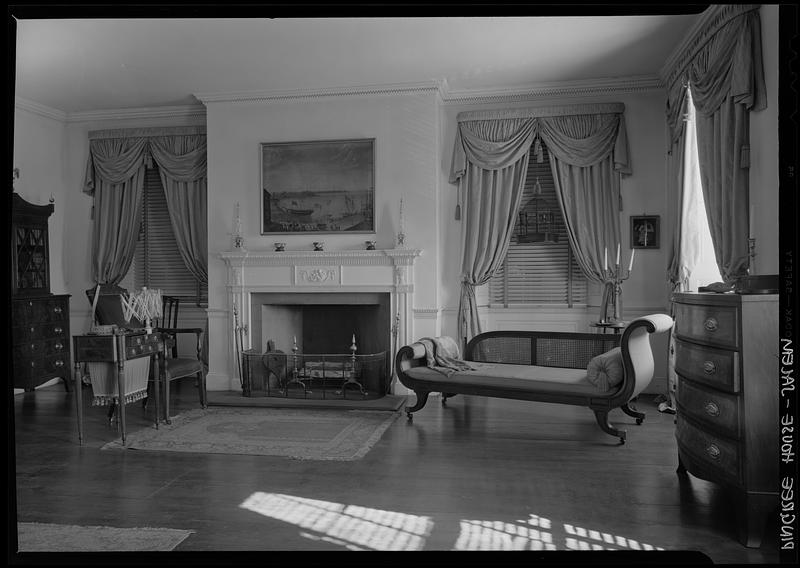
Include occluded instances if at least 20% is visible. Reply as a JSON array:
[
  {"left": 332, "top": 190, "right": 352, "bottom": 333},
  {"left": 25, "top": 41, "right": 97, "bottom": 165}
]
[{"left": 220, "top": 248, "right": 422, "bottom": 267}]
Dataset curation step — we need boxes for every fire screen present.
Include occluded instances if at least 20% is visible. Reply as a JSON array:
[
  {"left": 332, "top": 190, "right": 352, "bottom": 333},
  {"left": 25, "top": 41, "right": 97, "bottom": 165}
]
[{"left": 240, "top": 350, "right": 388, "bottom": 400}]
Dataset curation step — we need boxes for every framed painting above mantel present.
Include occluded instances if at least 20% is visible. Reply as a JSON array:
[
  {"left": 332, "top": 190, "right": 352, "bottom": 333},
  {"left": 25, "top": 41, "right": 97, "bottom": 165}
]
[{"left": 260, "top": 138, "right": 375, "bottom": 234}]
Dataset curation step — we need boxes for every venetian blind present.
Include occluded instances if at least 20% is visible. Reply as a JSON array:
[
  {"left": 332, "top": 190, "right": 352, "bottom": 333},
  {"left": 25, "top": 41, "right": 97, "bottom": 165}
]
[
  {"left": 488, "top": 145, "right": 587, "bottom": 306},
  {"left": 130, "top": 165, "right": 207, "bottom": 304}
]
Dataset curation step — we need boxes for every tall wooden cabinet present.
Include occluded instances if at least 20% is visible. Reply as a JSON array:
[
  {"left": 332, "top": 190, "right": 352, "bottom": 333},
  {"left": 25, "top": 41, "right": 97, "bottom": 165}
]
[
  {"left": 11, "top": 192, "right": 71, "bottom": 392},
  {"left": 672, "top": 291, "right": 778, "bottom": 548}
]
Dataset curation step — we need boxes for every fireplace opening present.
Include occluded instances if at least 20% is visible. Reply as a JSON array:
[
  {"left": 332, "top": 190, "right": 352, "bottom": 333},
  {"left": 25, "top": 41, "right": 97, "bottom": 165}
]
[{"left": 244, "top": 292, "right": 392, "bottom": 400}]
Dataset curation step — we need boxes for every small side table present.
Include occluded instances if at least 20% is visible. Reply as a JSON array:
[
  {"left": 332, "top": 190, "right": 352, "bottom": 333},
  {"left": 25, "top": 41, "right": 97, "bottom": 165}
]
[
  {"left": 589, "top": 321, "right": 628, "bottom": 335},
  {"left": 72, "top": 329, "right": 165, "bottom": 445}
]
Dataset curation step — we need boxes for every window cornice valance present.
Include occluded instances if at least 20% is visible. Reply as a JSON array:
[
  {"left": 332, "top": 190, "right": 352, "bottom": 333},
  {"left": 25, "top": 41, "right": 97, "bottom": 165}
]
[
  {"left": 456, "top": 102, "right": 625, "bottom": 122},
  {"left": 88, "top": 125, "right": 207, "bottom": 140},
  {"left": 450, "top": 102, "right": 630, "bottom": 183},
  {"left": 660, "top": 4, "right": 761, "bottom": 91}
]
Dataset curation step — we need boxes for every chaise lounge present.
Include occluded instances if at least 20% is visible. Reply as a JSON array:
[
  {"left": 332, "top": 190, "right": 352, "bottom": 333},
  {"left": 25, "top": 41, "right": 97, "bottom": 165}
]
[{"left": 395, "top": 314, "right": 673, "bottom": 444}]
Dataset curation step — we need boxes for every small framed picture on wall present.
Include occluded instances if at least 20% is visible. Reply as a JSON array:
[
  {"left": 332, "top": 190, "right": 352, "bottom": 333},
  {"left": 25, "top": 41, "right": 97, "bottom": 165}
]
[{"left": 630, "top": 215, "right": 660, "bottom": 249}]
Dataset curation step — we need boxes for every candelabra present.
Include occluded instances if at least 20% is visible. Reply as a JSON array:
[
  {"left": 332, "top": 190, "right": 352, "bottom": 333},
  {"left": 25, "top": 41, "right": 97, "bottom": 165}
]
[{"left": 598, "top": 266, "right": 630, "bottom": 324}]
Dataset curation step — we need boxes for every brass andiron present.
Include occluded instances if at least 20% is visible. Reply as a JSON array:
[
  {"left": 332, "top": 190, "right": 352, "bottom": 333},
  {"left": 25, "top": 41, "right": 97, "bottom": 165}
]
[
  {"left": 340, "top": 333, "right": 367, "bottom": 398},
  {"left": 285, "top": 335, "right": 309, "bottom": 396}
]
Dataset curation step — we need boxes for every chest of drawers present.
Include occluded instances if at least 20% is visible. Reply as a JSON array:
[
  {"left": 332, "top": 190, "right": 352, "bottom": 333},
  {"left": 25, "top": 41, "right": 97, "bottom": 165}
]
[
  {"left": 672, "top": 292, "right": 778, "bottom": 548},
  {"left": 12, "top": 294, "right": 72, "bottom": 391}
]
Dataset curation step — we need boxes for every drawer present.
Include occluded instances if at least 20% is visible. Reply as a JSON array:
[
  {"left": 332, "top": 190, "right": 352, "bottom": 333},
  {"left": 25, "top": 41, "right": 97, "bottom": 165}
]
[
  {"left": 14, "top": 353, "right": 70, "bottom": 381},
  {"left": 12, "top": 297, "right": 69, "bottom": 323},
  {"left": 13, "top": 321, "right": 69, "bottom": 344},
  {"left": 676, "top": 415, "right": 741, "bottom": 485},
  {"left": 674, "top": 301, "right": 739, "bottom": 350},
  {"left": 676, "top": 378, "right": 741, "bottom": 439},
  {"left": 13, "top": 337, "right": 69, "bottom": 365},
  {"left": 674, "top": 338, "right": 739, "bottom": 393}
]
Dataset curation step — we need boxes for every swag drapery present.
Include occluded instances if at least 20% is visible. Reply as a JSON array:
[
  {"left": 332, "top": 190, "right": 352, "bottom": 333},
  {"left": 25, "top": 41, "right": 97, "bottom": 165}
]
[
  {"left": 663, "top": 4, "right": 766, "bottom": 285},
  {"left": 82, "top": 126, "right": 208, "bottom": 287},
  {"left": 449, "top": 103, "right": 632, "bottom": 343}
]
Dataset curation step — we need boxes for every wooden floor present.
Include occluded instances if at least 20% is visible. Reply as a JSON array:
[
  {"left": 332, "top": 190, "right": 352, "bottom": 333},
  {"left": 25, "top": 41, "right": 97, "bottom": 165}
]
[{"left": 10, "top": 380, "right": 781, "bottom": 563}]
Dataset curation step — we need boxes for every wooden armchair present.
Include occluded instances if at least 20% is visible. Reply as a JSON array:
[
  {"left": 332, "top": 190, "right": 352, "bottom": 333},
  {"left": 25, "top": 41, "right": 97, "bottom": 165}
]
[{"left": 155, "top": 295, "right": 208, "bottom": 423}]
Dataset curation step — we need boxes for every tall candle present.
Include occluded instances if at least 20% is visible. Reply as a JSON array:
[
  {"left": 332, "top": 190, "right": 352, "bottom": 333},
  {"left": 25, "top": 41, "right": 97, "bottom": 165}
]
[
  {"left": 615, "top": 244, "right": 620, "bottom": 266},
  {"left": 352, "top": 333, "right": 356, "bottom": 344},
  {"left": 399, "top": 197, "right": 405, "bottom": 234},
  {"left": 604, "top": 248, "right": 608, "bottom": 271},
  {"left": 234, "top": 202, "right": 242, "bottom": 236},
  {"left": 628, "top": 248, "right": 635, "bottom": 272}
]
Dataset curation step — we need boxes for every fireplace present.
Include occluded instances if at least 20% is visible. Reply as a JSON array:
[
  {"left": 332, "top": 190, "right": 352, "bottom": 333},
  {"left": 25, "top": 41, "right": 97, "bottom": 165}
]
[{"left": 220, "top": 248, "right": 421, "bottom": 394}]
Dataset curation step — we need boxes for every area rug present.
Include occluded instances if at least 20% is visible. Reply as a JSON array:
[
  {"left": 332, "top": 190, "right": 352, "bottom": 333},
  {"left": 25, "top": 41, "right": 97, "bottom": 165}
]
[
  {"left": 101, "top": 407, "right": 400, "bottom": 460},
  {"left": 16, "top": 522, "right": 194, "bottom": 552}
]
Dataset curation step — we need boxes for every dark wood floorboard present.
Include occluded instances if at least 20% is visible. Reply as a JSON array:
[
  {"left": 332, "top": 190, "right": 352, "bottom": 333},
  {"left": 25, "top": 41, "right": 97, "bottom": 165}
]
[{"left": 10, "top": 380, "right": 780, "bottom": 563}]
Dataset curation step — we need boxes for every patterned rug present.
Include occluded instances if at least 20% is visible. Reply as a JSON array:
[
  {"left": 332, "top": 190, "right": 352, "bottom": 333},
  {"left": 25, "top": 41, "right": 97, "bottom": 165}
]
[
  {"left": 16, "top": 522, "right": 193, "bottom": 552},
  {"left": 101, "top": 407, "right": 400, "bottom": 460}
]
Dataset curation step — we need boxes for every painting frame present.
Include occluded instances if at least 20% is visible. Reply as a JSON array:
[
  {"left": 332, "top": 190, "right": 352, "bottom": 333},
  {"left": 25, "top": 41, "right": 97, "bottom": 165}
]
[
  {"left": 630, "top": 215, "right": 660, "bottom": 249},
  {"left": 260, "top": 138, "right": 376, "bottom": 235}
]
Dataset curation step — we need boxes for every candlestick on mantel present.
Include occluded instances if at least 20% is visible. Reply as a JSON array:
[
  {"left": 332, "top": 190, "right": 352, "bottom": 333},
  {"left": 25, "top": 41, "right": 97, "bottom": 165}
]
[
  {"left": 233, "top": 202, "right": 245, "bottom": 250},
  {"left": 396, "top": 196, "right": 406, "bottom": 248}
]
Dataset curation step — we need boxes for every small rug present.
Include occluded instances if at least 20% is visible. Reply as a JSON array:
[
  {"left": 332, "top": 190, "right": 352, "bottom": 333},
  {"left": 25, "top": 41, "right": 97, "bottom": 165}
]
[
  {"left": 16, "top": 522, "right": 194, "bottom": 552},
  {"left": 102, "top": 407, "right": 400, "bottom": 460}
]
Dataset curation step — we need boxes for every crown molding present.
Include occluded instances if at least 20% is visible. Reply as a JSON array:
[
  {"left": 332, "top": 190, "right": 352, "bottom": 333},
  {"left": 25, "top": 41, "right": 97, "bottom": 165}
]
[
  {"left": 14, "top": 97, "right": 68, "bottom": 122},
  {"left": 440, "top": 75, "right": 664, "bottom": 105},
  {"left": 195, "top": 80, "right": 445, "bottom": 104},
  {"left": 66, "top": 104, "right": 207, "bottom": 123}
]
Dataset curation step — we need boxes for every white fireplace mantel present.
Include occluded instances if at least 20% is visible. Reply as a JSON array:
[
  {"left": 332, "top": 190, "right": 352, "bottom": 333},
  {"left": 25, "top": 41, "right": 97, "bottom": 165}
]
[{"left": 220, "top": 248, "right": 421, "bottom": 391}]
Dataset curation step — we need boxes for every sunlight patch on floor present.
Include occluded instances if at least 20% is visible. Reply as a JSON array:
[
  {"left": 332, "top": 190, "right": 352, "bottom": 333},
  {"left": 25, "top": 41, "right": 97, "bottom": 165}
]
[
  {"left": 453, "top": 513, "right": 666, "bottom": 551},
  {"left": 240, "top": 492, "right": 433, "bottom": 551}
]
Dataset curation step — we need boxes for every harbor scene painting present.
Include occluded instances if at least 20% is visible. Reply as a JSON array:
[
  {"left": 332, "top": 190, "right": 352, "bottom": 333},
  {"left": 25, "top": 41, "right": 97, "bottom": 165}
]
[{"left": 261, "top": 138, "right": 375, "bottom": 234}]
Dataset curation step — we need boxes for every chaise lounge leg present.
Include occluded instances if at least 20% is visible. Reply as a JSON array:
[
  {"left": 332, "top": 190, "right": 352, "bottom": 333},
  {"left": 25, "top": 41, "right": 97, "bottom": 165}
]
[
  {"left": 441, "top": 392, "right": 458, "bottom": 406},
  {"left": 593, "top": 410, "right": 626, "bottom": 444},
  {"left": 620, "top": 403, "right": 645, "bottom": 425},
  {"left": 405, "top": 390, "right": 430, "bottom": 420}
]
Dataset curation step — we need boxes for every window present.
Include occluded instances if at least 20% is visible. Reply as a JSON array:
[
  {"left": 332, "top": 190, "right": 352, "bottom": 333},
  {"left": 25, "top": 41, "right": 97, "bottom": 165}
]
[
  {"left": 122, "top": 165, "right": 208, "bottom": 306},
  {"left": 681, "top": 87, "right": 721, "bottom": 290},
  {"left": 488, "top": 145, "right": 587, "bottom": 306}
]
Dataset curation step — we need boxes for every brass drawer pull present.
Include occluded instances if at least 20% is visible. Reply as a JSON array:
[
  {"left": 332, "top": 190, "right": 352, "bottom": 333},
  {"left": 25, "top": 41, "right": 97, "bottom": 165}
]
[
  {"left": 54, "top": 360, "right": 64, "bottom": 368},
  {"left": 704, "top": 401, "right": 720, "bottom": 417},
  {"left": 53, "top": 307, "right": 62, "bottom": 314},
  {"left": 54, "top": 342, "right": 63, "bottom": 351},
  {"left": 703, "top": 361, "right": 717, "bottom": 374},
  {"left": 706, "top": 444, "right": 721, "bottom": 460},
  {"left": 54, "top": 327, "right": 63, "bottom": 334},
  {"left": 704, "top": 317, "right": 718, "bottom": 332}
]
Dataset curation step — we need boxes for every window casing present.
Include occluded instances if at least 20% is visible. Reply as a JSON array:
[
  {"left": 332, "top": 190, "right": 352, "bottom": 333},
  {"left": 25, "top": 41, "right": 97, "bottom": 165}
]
[{"left": 488, "top": 145, "right": 587, "bottom": 307}]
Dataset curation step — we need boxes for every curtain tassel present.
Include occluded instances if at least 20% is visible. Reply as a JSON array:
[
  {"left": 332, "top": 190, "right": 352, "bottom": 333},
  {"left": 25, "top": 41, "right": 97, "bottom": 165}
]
[{"left": 740, "top": 145, "right": 750, "bottom": 168}]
